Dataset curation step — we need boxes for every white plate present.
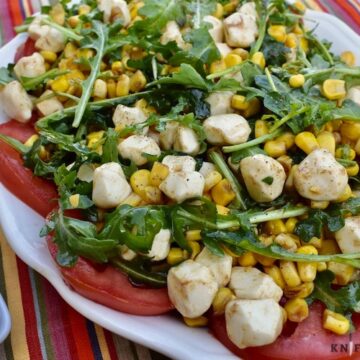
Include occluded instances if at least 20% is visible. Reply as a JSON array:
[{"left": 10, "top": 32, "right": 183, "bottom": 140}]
[{"left": 0, "top": 10, "right": 359, "bottom": 360}]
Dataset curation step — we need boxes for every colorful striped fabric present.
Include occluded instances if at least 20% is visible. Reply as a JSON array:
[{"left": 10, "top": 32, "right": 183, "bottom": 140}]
[{"left": 0, "top": 1, "right": 360, "bottom": 359}]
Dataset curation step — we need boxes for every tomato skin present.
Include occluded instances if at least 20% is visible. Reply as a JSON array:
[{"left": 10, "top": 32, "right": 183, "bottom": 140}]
[
  {"left": 47, "top": 237, "right": 174, "bottom": 316},
  {"left": 209, "top": 303, "right": 360, "bottom": 360},
  {"left": 15, "top": 38, "right": 36, "bottom": 62},
  {"left": 0, "top": 121, "right": 58, "bottom": 217}
]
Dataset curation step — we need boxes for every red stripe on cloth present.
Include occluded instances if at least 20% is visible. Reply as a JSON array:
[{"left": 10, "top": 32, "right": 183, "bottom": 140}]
[
  {"left": 0, "top": 1, "right": 15, "bottom": 43},
  {"left": 16, "top": 257, "right": 43, "bottom": 359},
  {"left": 104, "top": 329, "right": 120, "bottom": 360}
]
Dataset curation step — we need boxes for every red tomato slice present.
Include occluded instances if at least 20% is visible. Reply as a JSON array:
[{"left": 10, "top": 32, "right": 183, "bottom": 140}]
[
  {"left": 209, "top": 302, "right": 360, "bottom": 360},
  {"left": 0, "top": 121, "right": 58, "bottom": 217},
  {"left": 15, "top": 38, "right": 36, "bottom": 62},
  {"left": 47, "top": 237, "right": 174, "bottom": 316}
]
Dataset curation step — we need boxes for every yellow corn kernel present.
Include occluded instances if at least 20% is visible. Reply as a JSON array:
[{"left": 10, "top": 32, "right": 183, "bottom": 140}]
[
  {"left": 346, "top": 163, "right": 359, "bottom": 176},
  {"left": 285, "top": 217, "right": 298, "bottom": 233},
  {"left": 294, "top": 1, "right": 306, "bottom": 12},
  {"left": 335, "top": 146, "right": 356, "bottom": 160},
  {"left": 44, "top": 62, "right": 50, "bottom": 71},
  {"left": 144, "top": 186, "right": 162, "bottom": 204},
  {"left": 284, "top": 282, "right": 314, "bottom": 299},
  {"left": 67, "top": 70, "right": 85, "bottom": 83},
  {"left": 222, "top": 246, "right": 239, "bottom": 259},
  {"left": 264, "top": 219, "right": 287, "bottom": 236},
  {"left": 268, "top": 25, "right": 287, "bottom": 43},
  {"left": 317, "top": 262, "right": 327, "bottom": 272},
  {"left": 223, "top": 0, "right": 238, "bottom": 14},
  {"left": 264, "top": 140, "right": 287, "bottom": 158},
  {"left": 24, "top": 134, "right": 39, "bottom": 147},
  {"left": 188, "top": 241, "right": 201, "bottom": 259},
  {"left": 116, "top": 74, "right": 130, "bottom": 97},
  {"left": 340, "top": 51, "right": 356, "bottom": 67},
  {"left": 335, "top": 184, "right": 352, "bottom": 203},
  {"left": 285, "top": 33, "right": 298, "bottom": 48},
  {"left": 224, "top": 53, "right": 242, "bottom": 68},
  {"left": 210, "top": 59, "right": 226, "bottom": 74},
  {"left": 238, "top": 251, "right": 257, "bottom": 267},
  {"left": 340, "top": 121, "right": 360, "bottom": 141},
  {"left": 299, "top": 36, "right": 309, "bottom": 53},
  {"left": 284, "top": 298, "right": 309, "bottom": 322},
  {"left": 251, "top": 52, "right": 266, "bottom": 69},
  {"left": 212, "top": 288, "right": 235, "bottom": 315},
  {"left": 106, "top": 79, "right": 117, "bottom": 98},
  {"left": 319, "top": 239, "right": 340, "bottom": 255},
  {"left": 310, "top": 200, "right": 330, "bottom": 209},
  {"left": 130, "top": 2, "right": 144, "bottom": 19},
  {"left": 277, "top": 132, "right": 295, "bottom": 150},
  {"left": 259, "top": 235, "right": 275, "bottom": 246},
  {"left": 323, "top": 309, "right": 350, "bottom": 335},
  {"left": 183, "top": 316, "right": 208, "bottom": 327},
  {"left": 213, "top": 3, "right": 224, "bottom": 18},
  {"left": 50, "top": 3, "right": 65, "bottom": 25},
  {"left": 51, "top": 76, "right": 70, "bottom": 93},
  {"left": 130, "top": 169, "right": 151, "bottom": 198},
  {"left": 211, "top": 179, "right": 236, "bottom": 206},
  {"left": 135, "top": 98, "right": 156, "bottom": 115},
  {"left": 355, "top": 138, "right": 360, "bottom": 156},
  {"left": 204, "top": 171, "right": 222, "bottom": 192},
  {"left": 327, "top": 262, "right": 354, "bottom": 285},
  {"left": 280, "top": 261, "right": 302, "bottom": 287},
  {"left": 295, "top": 131, "right": 320, "bottom": 154},
  {"left": 316, "top": 131, "right": 336, "bottom": 155},
  {"left": 40, "top": 50, "right": 57, "bottom": 63},
  {"left": 231, "top": 95, "right": 249, "bottom": 111},
  {"left": 120, "top": 192, "right": 142, "bottom": 206},
  {"left": 78, "top": 4, "right": 91, "bottom": 15},
  {"left": 149, "top": 162, "right": 169, "bottom": 187},
  {"left": 216, "top": 204, "right": 230, "bottom": 215},
  {"left": 322, "top": 79, "right": 346, "bottom": 100},
  {"left": 186, "top": 230, "right": 202, "bottom": 242},
  {"left": 264, "top": 265, "right": 286, "bottom": 289},
  {"left": 77, "top": 48, "right": 94, "bottom": 60},
  {"left": 111, "top": 61, "right": 124, "bottom": 74},
  {"left": 69, "top": 194, "right": 80, "bottom": 208},
  {"left": 231, "top": 48, "right": 249, "bottom": 60},
  {"left": 92, "top": 79, "right": 107, "bottom": 99},
  {"left": 274, "top": 233, "right": 299, "bottom": 252},
  {"left": 255, "top": 119, "right": 269, "bottom": 138},
  {"left": 296, "top": 245, "right": 318, "bottom": 282},
  {"left": 167, "top": 248, "right": 187, "bottom": 265},
  {"left": 307, "top": 236, "right": 323, "bottom": 249},
  {"left": 241, "top": 98, "right": 261, "bottom": 118},
  {"left": 129, "top": 70, "right": 147, "bottom": 92},
  {"left": 68, "top": 15, "right": 80, "bottom": 28},
  {"left": 289, "top": 74, "right": 305, "bottom": 88},
  {"left": 293, "top": 23, "right": 303, "bottom": 35},
  {"left": 254, "top": 254, "right": 276, "bottom": 266},
  {"left": 39, "top": 145, "right": 50, "bottom": 161}
]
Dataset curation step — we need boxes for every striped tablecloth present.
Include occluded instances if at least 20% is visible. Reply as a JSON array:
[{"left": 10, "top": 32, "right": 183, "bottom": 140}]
[{"left": 0, "top": 1, "right": 359, "bottom": 360}]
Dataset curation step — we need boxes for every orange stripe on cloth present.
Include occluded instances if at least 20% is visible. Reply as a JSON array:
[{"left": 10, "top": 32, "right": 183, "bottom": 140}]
[
  {"left": 8, "top": 0, "right": 23, "bottom": 26},
  {"left": 95, "top": 324, "right": 112, "bottom": 360},
  {"left": 1, "top": 235, "right": 30, "bottom": 360},
  {"left": 303, "top": 0, "right": 324, "bottom": 11}
]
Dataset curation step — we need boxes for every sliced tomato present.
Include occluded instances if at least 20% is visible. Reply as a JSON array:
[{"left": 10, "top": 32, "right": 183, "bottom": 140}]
[
  {"left": 47, "top": 237, "right": 174, "bottom": 316},
  {"left": 15, "top": 38, "right": 36, "bottom": 62},
  {"left": 0, "top": 121, "right": 58, "bottom": 217},
  {"left": 209, "top": 302, "right": 360, "bottom": 360}
]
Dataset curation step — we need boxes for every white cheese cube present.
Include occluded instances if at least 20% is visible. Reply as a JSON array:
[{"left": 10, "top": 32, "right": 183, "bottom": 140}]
[
  {"left": 204, "top": 15, "right": 224, "bottom": 43},
  {"left": 173, "top": 126, "right": 200, "bottom": 156},
  {"left": 119, "top": 245, "right": 137, "bottom": 261},
  {"left": 14, "top": 52, "right": 46, "bottom": 79},
  {"left": 112, "top": 104, "right": 148, "bottom": 134},
  {"left": 159, "top": 121, "right": 179, "bottom": 150},
  {"left": 36, "top": 90, "right": 63, "bottom": 116},
  {"left": 160, "top": 21, "right": 186, "bottom": 49},
  {"left": 335, "top": 216, "right": 360, "bottom": 254},
  {"left": 347, "top": 86, "right": 360, "bottom": 106},
  {"left": 206, "top": 91, "right": 235, "bottom": 116},
  {"left": 215, "top": 43, "right": 232, "bottom": 58},
  {"left": 162, "top": 155, "right": 196, "bottom": 173},
  {"left": 98, "top": 0, "right": 131, "bottom": 25},
  {"left": 148, "top": 229, "right": 171, "bottom": 261},
  {"left": 35, "top": 26, "right": 65, "bottom": 53},
  {"left": 199, "top": 161, "right": 216, "bottom": 178}
]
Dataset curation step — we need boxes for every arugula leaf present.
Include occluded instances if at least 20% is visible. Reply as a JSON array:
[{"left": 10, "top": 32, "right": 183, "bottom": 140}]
[
  {"left": 261, "top": 35, "right": 291, "bottom": 66},
  {"left": 21, "top": 69, "right": 69, "bottom": 91},
  {"left": 332, "top": 99, "right": 360, "bottom": 121},
  {"left": 101, "top": 128, "right": 119, "bottom": 163},
  {"left": 185, "top": 0, "right": 217, "bottom": 28},
  {"left": 262, "top": 176, "right": 274, "bottom": 185},
  {"left": 230, "top": 146, "right": 265, "bottom": 163},
  {"left": 0, "top": 67, "right": 15, "bottom": 85}
]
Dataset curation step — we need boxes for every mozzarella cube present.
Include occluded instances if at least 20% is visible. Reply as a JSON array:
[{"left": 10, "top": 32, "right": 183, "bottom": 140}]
[
  {"left": 77, "top": 163, "right": 95, "bottom": 183},
  {"left": 346, "top": 86, "right": 360, "bottom": 106},
  {"left": 240, "top": 154, "right": 286, "bottom": 202},
  {"left": 204, "top": 15, "right": 224, "bottom": 43},
  {"left": 335, "top": 216, "right": 360, "bottom": 254},
  {"left": 167, "top": 259, "right": 218, "bottom": 318},
  {"left": 98, "top": 0, "right": 131, "bottom": 25},
  {"left": 215, "top": 43, "right": 232, "bottom": 58},
  {"left": 117, "top": 135, "right": 161, "bottom": 166},
  {"left": 0, "top": 81, "right": 33, "bottom": 123},
  {"left": 195, "top": 247, "right": 232, "bottom": 287},
  {"left": 206, "top": 91, "right": 235, "bottom": 116},
  {"left": 199, "top": 161, "right": 216, "bottom": 178},
  {"left": 148, "top": 229, "right": 171, "bottom": 261},
  {"left": 28, "top": 16, "right": 44, "bottom": 40},
  {"left": 35, "top": 26, "right": 65, "bottom": 53},
  {"left": 112, "top": 104, "right": 148, "bottom": 134},
  {"left": 159, "top": 171, "right": 205, "bottom": 203},
  {"left": 119, "top": 245, "right": 137, "bottom": 261},
  {"left": 294, "top": 149, "right": 348, "bottom": 201},
  {"left": 160, "top": 21, "right": 186, "bottom": 49},
  {"left": 36, "top": 90, "right": 63, "bottom": 116},
  {"left": 159, "top": 121, "right": 179, "bottom": 150},
  {"left": 162, "top": 155, "right": 196, "bottom": 173},
  {"left": 14, "top": 52, "right": 46, "bottom": 79},
  {"left": 225, "top": 299, "right": 283, "bottom": 349},
  {"left": 229, "top": 267, "right": 283, "bottom": 302},
  {"left": 203, "top": 114, "right": 251, "bottom": 145},
  {"left": 92, "top": 162, "right": 131, "bottom": 208},
  {"left": 224, "top": 2, "right": 258, "bottom": 48},
  {"left": 173, "top": 126, "right": 200, "bottom": 155}
]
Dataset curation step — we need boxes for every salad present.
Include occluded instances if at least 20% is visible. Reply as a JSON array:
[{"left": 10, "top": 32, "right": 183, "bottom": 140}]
[{"left": 0, "top": 0, "right": 360, "bottom": 358}]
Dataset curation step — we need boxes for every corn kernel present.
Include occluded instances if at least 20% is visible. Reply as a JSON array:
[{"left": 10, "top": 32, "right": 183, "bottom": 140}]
[
  {"left": 319, "top": 239, "right": 340, "bottom": 255},
  {"left": 285, "top": 33, "right": 298, "bottom": 48},
  {"left": 50, "top": 3, "right": 65, "bottom": 25},
  {"left": 231, "top": 95, "right": 249, "bottom": 111},
  {"left": 346, "top": 163, "right": 359, "bottom": 176},
  {"left": 231, "top": 48, "right": 249, "bottom": 59},
  {"left": 210, "top": 59, "right": 226, "bottom": 74},
  {"left": 284, "top": 282, "right": 314, "bottom": 299},
  {"left": 130, "top": 169, "right": 151, "bottom": 198},
  {"left": 211, "top": 179, "right": 236, "bottom": 206},
  {"left": 264, "top": 219, "right": 287, "bottom": 235},
  {"left": 238, "top": 251, "right": 257, "bottom": 267},
  {"left": 264, "top": 265, "right": 286, "bottom": 289},
  {"left": 204, "top": 171, "right": 222, "bottom": 192},
  {"left": 296, "top": 246, "right": 318, "bottom": 282},
  {"left": 39, "top": 146, "right": 50, "bottom": 161},
  {"left": 120, "top": 192, "right": 142, "bottom": 206},
  {"left": 317, "top": 262, "right": 327, "bottom": 272},
  {"left": 284, "top": 298, "right": 309, "bottom": 322},
  {"left": 340, "top": 122, "right": 360, "bottom": 141},
  {"left": 310, "top": 200, "right": 330, "bottom": 209},
  {"left": 40, "top": 50, "right": 57, "bottom": 63},
  {"left": 280, "top": 261, "right": 302, "bottom": 287},
  {"left": 254, "top": 254, "right": 276, "bottom": 266},
  {"left": 308, "top": 236, "right": 323, "bottom": 249},
  {"left": 259, "top": 235, "right": 275, "bottom": 246},
  {"left": 213, "top": 3, "right": 224, "bottom": 18},
  {"left": 51, "top": 76, "right": 69, "bottom": 93},
  {"left": 111, "top": 61, "right": 123, "bottom": 74},
  {"left": 183, "top": 316, "right": 208, "bottom": 327},
  {"left": 323, "top": 309, "right": 350, "bottom": 335},
  {"left": 68, "top": 15, "right": 80, "bottom": 28},
  {"left": 150, "top": 162, "right": 169, "bottom": 187},
  {"left": 241, "top": 98, "right": 261, "bottom": 118},
  {"left": 130, "top": 2, "right": 144, "bottom": 19},
  {"left": 299, "top": 36, "right": 309, "bottom": 53},
  {"left": 24, "top": 134, "right": 39, "bottom": 148},
  {"left": 116, "top": 74, "right": 130, "bottom": 97},
  {"left": 340, "top": 51, "right": 356, "bottom": 67},
  {"left": 285, "top": 217, "right": 298, "bottom": 233},
  {"left": 277, "top": 132, "right": 295, "bottom": 149},
  {"left": 167, "top": 248, "right": 187, "bottom": 265},
  {"left": 315, "top": 131, "right": 335, "bottom": 156},
  {"left": 268, "top": 25, "right": 287, "bottom": 43},
  {"left": 264, "top": 140, "right": 287, "bottom": 158},
  {"left": 293, "top": 23, "right": 303, "bottom": 35},
  {"left": 69, "top": 194, "right": 80, "bottom": 208},
  {"left": 322, "top": 79, "right": 346, "bottom": 100},
  {"left": 251, "top": 52, "right": 266, "bottom": 69},
  {"left": 188, "top": 241, "right": 201, "bottom": 259},
  {"left": 78, "top": 4, "right": 91, "bottom": 15},
  {"left": 335, "top": 146, "right": 356, "bottom": 160},
  {"left": 92, "top": 79, "right": 107, "bottom": 99},
  {"left": 144, "top": 186, "right": 162, "bottom": 204},
  {"left": 327, "top": 262, "right": 354, "bottom": 285},
  {"left": 289, "top": 74, "right": 305, "bottom": 88},
  {"left": 224, "top": 53, "right": 242, "bottom": 68},
  {"left": 295, "top": 131, "right": 320, "bottom": 154},
  {"left": 212, "top": 287, "right": 235, "bottom": 315},
  {"left": 355, "top": 138, "right": 360, "bottom": 156},
  {"left": 255, "top": 119, "right": 269, "bottom": 138},
  {"left": 294, "top": 0, "right": 306, "bottom": 11},
  {"left": 107, "top": 79, "right": 117, "bottom": 98},
  {"left": 274, "top": 233, "right": 299, "bottom": 251},
  {"left": 129, "top": 70, "right": 147, "bottom": 92},
  {"left": 334, "top": 184, "right": 352, "bottom": 202},
  {"left": 186, "top": 230, "right": 202, "bottom": 242},
  {"left": 216, "top": 204, "right": 230, "bottom": 215}
]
